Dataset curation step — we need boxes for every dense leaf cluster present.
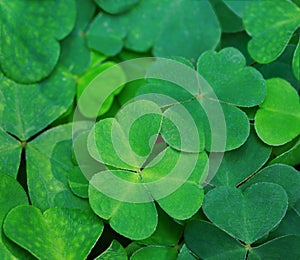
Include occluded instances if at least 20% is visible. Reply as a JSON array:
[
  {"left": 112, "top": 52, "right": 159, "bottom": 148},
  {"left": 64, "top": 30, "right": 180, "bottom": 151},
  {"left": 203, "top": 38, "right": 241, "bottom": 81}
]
[{"left": 0, "top": 0, "right": 299, "bottom": 259}]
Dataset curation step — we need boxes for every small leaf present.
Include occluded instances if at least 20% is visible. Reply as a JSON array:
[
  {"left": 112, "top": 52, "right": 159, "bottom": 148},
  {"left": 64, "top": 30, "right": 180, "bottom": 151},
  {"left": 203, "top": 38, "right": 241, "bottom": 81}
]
[
  {"left": 77, "top": 60, "right": 125, "bottom": 117},
  {"left": 185, "top": 220, "right": 247, "bottom": 259},
  {"left": 3, "top": 205, "right": 103, "bottom": 260},
  {"left": 255, "top": 78, "right": 300, "bottom": 146},
  {"left": 0, "top": 0, "right": 76, "bottom": 83},
  {"left": 244, "top": 0, "right": 300, "bottom": 63},
  {"left": 0, "top": 173, "right": 29, "bottom": 258},
  {"left": 203, "top": 183, "right": 288, "bottom": 244},
  {"left": 95, "top": 240, "right": 127, "bottom": 260}
]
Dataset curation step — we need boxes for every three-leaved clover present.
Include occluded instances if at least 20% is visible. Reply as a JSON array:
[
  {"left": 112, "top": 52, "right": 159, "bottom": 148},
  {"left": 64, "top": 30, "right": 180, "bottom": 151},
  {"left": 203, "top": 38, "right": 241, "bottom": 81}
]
[
  {"left": 137, "top": 47, "right": 266, "bottom": 152},
  {"left": 87, "top": 100, "right": 208, "bottom": 239}
]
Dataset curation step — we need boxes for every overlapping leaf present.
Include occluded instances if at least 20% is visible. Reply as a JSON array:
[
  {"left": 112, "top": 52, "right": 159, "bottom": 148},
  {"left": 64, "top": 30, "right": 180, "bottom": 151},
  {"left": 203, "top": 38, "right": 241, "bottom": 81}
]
[
  {"left": 244, "top": 0, "right": 300, "bottom": 64},
  {"left": 211, "top": 126, "right": 271, "bottom": 186},
  {"left": 88, "top": 100, "right": 207, "bottom": 239},
  {"left": 3, "top": 205, "right": 103, "bottom": 260},
  {"left": 203, "top": 183, "right": 288, "bottom": 244},
  {"left": 255, "top": 78, "right": 300, "bottom": 145},
  {"left": 0, "top": 173, "right": 29, "bottom": 259},
  {"left": 26, "top": 123, "right": 90, "bottom": 211},
  {"left": 0, "top": 68, "right": 75, "bottom": 141},
  {"left": 0, "top": 0, "right": 76, "bottom": 83},
  {"left": 87, "top": 0, "right": 221, "bottom": 59}
]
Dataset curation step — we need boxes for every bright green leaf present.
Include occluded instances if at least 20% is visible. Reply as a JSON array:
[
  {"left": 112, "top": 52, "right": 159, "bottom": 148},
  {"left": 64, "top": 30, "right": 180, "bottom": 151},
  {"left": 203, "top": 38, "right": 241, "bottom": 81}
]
[
  {"left": 3, "top": 205, "right": 103, "bottom": 260},
  {"left": 244, "top": 0, "right": 300, "bottom": 63},
  {"left": 293, "top": 38, "right": 300, "bottom": 79},
  {"left": 255, "top": 78, "right": 300, "bottom": 145},
  {"left": 0, "top": 173, "right": 28, "bottom": 259},
  {"left": 95, "top": 240, "right": 127, "bottom": 260},
  {"left": 89, "top": 170, "right": 157, "bottom": 240},
  {"left": 0, "top": 0, "right": 76, "bottom": 83}
]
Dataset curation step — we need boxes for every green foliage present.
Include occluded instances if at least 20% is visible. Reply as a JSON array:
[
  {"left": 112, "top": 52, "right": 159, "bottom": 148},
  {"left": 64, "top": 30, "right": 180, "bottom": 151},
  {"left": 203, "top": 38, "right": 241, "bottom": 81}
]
[{"left": 0, "top": 0, "right": 299, "bottom": 259}]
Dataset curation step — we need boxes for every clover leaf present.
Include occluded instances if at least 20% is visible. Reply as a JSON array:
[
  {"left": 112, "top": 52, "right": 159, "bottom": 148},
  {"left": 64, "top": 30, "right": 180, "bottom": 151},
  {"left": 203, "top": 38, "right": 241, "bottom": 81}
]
[
  {"left": 0, "top": 173, "right": 28, "bottom": 259},
  {"left": 0, "top": 67, "right": 75, "bottom": 141},
  {"left": 87, "top": 0, "right": 221, "bottom": 59},
  {"left": 203, "top": 183, "right": 288, "bottom": 244},
  {"left": 255, "top": 78, "right": 300, "bottom": 146},
  {"left": 139, "top": 48, "right": 265, "bottom": 152},
  {"left": 59, "top": 0, "right": 96, "bottom": 75},
  {"left": 243, "top": 0, "right": 300, "bottom": 64},
  {"left": 3, "top": 205, "right": 103, "bottom": 260},
  {"left": 77, "top": 59, "right": 126, "bottom": 118},
  {"left": 248, "top": 235, "right": 300, "bottom": 259},
  {"left": 211, "top": 126, "right": 271, "bottom": 187},
  {"left": 197, "top": 47, "right": 266, "bottom": 107},
  {"left": 87, "top": 100, "right": 207, "bottom": 239},
  {"left": 0, "top": 0, "right": 76, "bottom": 83},
  {"left": 258, "top": 45, "right": 300, "bottom": 91},
  {"left": 185, "top": 220, "right": 300, "bottom": 260},
  {"left": 0, "top": 128, "right": 22, "bottom": 178},
  {"left": 240, "top": 164, "right": 300, "bottom": 208},
  {"left": 185, "top": 221, "right": 247, "bottom": 259},
  {"left": 95, "top": 240, "right": 127, "bottom": 260},
  {"left": 270, "top": 137, "right": 300, "bottom": 166},
  {"left": 210, "top": 0, "right": 244, "bottom": 33},
  {"left": 26, "top": 123, "right": 90, "bottom": 211}
]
